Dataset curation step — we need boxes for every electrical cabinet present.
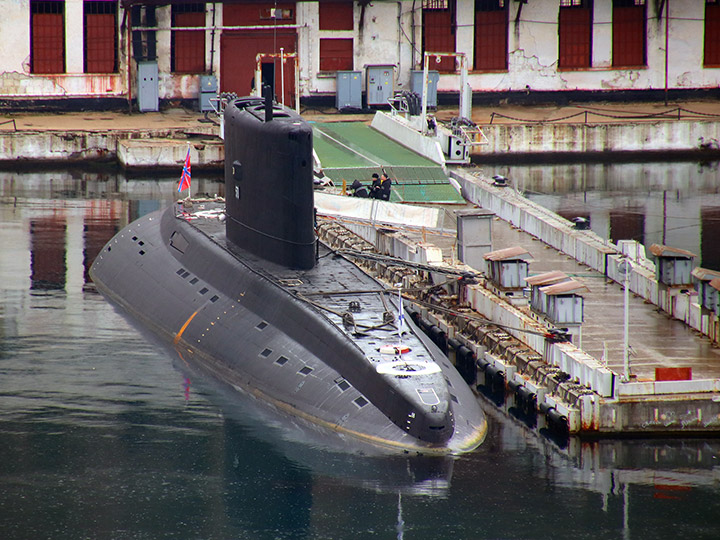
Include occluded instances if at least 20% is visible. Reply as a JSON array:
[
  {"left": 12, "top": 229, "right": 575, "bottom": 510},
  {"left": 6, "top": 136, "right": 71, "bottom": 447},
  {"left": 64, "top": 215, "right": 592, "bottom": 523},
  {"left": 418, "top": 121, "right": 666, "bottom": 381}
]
[
  {"left": 336, "top": 71, "right": 362, "bottom": 110},
  {"left": 199, "top": 75, "right": 218, "bottom": 112},
  {"left": 410, "top": 70, "right": 440, "bottom": 108},
  {"left": 366, "top": 65, "right": 394, "bottom": 106}
]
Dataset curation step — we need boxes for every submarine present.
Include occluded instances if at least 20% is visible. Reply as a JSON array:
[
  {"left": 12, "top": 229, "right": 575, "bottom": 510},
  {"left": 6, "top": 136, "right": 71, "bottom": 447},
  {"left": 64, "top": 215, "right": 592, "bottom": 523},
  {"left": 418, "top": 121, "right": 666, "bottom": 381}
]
[{"left": 90, "top": 93, "right": 487, "bottom": 455}]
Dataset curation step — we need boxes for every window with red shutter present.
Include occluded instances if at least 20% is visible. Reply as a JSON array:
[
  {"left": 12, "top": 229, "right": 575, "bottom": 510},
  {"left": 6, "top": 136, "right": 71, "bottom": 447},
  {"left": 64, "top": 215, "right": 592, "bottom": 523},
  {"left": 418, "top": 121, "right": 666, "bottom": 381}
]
[
  {"left": 474, "top": 0, "right": 508, "bottom": 71},
  {"left": 172, "top": 3, "right": 205, "bottom": 74},
  {"left": 84, "top": 1, "right": 118, "bottom": 73},
  {"left": 423, "top": 0, "right": 456, "bottom": 73},
  {"left": 31, "top": 0, "right": 65, "bottom": 74},
  {"left": 705, "top": 1, "right": 720, "bottom": 66},
  {"left": 319, "top": 0, "right": 353, "bottom": 31},
  {"left": 320, "top": 38, "right": 354, "bottom": 71},
  {"left": 558, "top": 0, "right": 592, "bottom": 69},
  {"left": 612, "top": 0, "right": 646, "bottom": 68}
]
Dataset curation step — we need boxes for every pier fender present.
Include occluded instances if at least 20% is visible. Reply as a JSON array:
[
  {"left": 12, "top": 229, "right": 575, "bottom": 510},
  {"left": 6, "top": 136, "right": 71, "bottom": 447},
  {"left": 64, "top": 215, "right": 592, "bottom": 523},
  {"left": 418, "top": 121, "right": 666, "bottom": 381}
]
[
  {"left": 429, "top": 325, "right": 448, "bottom": 354},
  {"left": 456, "top": 345, "right": 476, "bottom": 385},
  {"left": 517, "top": 385, "right": 537, "bottom": 414},
  {"left": 485, "top": 364, "right": 505, "bottom": 391},
  {"left": 546, "top": 407, "right": 569, "bottom": 433},
  {"left": 476, "top": 356, "right": 490, "bottom": 371}
]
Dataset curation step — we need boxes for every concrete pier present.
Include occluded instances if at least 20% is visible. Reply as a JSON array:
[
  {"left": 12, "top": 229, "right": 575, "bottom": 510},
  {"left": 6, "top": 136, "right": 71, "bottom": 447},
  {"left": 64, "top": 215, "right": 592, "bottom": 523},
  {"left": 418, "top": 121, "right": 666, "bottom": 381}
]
[
  {"left": 315, "top": 186, "right": 720, "bottom": 437},
  {"left": 4, "top": 100, "right": 720, "bottom": 170}
]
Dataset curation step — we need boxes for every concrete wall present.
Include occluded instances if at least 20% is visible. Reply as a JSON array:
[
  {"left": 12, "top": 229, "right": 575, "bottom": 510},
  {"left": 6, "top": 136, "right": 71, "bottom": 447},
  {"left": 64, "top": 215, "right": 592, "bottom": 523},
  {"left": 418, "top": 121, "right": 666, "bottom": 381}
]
[
  {"left": 0, "top": 0, "right": 126, "bottom": 99},
  {"left": 3, "top": 1, "right": 720, "bottom": 103},
  {"left": 478, "top": 119, "right": 720, "bottom": 156},
  {"left": 466, "top": 0, "right": 718, "bottom": 94}
]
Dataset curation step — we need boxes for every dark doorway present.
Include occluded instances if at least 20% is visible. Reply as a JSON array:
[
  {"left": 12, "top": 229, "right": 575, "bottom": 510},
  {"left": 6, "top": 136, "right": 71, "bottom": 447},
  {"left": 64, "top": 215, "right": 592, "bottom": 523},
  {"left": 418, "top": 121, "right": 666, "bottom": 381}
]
[{"left": 261, "top": 62, "right": 275, "bottom": 97}]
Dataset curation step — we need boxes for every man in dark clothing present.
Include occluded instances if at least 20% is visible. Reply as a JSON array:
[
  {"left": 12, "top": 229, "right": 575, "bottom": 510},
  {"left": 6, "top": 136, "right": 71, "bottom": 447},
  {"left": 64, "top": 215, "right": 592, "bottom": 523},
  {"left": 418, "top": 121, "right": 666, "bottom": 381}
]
[
  {"left": 350, "top": 179, "right": 369, "bottom": 198},
  {"left": 379, "top": 174, "right": 392, "bottom": 201},
  {"left": 370, "top": 173, "right": 382, "bottom": 199}
]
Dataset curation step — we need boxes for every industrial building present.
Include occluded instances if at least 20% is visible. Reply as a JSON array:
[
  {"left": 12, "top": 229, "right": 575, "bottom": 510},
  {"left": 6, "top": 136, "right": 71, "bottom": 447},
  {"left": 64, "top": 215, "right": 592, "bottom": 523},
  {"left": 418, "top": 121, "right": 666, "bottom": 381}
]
[{"left": 2, "top": 0, "right": 720, "bottom": 110}]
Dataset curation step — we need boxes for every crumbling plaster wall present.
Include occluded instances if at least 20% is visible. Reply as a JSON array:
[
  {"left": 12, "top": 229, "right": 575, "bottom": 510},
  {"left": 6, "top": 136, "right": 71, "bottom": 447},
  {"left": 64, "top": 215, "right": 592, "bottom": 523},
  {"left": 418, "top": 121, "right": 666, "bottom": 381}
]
[
  {"left": 465, "top": 0, "right": 718, "bottom": 93},
  {"left": 0, "top": 0, "right": 125, "bottom": 98}
]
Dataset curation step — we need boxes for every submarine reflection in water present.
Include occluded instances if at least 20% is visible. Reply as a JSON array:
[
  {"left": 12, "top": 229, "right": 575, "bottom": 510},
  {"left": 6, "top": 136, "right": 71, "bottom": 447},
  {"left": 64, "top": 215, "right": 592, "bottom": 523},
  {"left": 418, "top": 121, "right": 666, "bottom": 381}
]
[{"left": 90, "top": 94, "right": 487, "bottom": 455}]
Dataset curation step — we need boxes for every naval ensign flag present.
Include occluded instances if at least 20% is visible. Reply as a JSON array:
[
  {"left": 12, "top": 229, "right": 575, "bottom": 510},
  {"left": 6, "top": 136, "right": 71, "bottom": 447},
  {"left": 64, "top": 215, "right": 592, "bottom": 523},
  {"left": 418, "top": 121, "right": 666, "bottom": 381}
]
[{"left": 178, "top": 147, "right": 191, "bottom": 194}]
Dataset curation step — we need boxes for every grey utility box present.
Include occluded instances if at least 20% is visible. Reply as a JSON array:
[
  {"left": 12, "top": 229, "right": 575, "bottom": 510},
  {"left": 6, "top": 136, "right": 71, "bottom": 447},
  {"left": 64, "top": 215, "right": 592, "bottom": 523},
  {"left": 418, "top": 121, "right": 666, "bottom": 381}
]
[
  {"left": 410, "top": 70, "right": 440, "bottom": 108},
  {"left": 199, "top": 75, "right": 217, "bottom": 112},
  {"left": 366, "top": 65, "right": 394, "bottom": 106},
  {"left": 336, "top": 71, "right": 362, "bottom": 110},
  {"left": 137, "top": 61, "right": 158, "bottom": 112},
  {"left": 456, "top": 209, "right": 493, "bottom": 273}
]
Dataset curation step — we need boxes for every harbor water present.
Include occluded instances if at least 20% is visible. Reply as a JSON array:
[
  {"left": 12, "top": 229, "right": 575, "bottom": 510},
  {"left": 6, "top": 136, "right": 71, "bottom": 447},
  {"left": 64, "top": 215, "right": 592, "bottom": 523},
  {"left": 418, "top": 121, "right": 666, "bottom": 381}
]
[{"left": 1, "top": 165, "right": 719, "bottom": 539}]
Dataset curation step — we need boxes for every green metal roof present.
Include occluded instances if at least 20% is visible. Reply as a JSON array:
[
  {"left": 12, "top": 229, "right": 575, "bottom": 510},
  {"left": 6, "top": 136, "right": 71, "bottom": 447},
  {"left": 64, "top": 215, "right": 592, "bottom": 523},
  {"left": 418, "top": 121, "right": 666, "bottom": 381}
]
[{"left": 311, "top": 121, "right": 463, "bottom": 203}]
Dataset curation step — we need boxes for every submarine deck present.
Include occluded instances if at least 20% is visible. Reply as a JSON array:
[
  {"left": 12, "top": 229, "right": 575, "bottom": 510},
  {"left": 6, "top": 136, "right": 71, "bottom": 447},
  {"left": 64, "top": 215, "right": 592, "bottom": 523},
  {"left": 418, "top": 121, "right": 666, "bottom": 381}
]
[
  {"left": 184, "top": 200, "right": 445, "bottom": 367},
  {"left": 171, "top": 200, "right": 486, "bottom": 453}
]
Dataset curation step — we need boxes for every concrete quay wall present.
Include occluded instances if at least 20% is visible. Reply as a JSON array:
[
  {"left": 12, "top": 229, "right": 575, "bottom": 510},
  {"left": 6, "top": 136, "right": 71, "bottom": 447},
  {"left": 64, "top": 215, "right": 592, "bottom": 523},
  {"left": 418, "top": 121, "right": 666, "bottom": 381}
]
[
  {"left": 0, "top": 127, "right": 222, "bottom": 170},
  {"left": 453, "top": 169, "right": 720, "bottom": 347},
  {"left": 476, "top": 120, "right": 720, "bottom": 158}
]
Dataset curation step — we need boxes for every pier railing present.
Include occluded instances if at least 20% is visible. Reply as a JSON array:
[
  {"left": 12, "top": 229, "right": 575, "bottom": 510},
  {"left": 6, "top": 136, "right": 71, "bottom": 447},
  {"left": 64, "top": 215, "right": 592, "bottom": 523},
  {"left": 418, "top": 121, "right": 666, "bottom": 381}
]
[{"left": 488, "top": 107, "right": 720, "bottom": 126}]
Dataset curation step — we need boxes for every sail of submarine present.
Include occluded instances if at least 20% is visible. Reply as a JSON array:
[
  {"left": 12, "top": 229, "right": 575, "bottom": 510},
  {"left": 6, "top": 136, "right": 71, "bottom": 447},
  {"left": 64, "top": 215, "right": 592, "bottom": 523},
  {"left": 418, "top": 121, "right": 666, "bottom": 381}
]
[{"left": 90, "top": 94, "right": 487, "bottom": 454}]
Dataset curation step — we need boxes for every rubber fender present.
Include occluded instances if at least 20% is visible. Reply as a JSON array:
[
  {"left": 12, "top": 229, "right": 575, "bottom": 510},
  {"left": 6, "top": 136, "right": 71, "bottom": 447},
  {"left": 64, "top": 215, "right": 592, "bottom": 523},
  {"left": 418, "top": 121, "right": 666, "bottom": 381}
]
[
  {"left": 448, "top": 338, "right": 462, "bottom": 351},
  {"left": 477, "top": 357, "right": 490, "bottom": 371},
  {"left": 508, "top": 379, "right": 521, "bottom": 392},
  {"left": 538, "top": 401, "right": 552, "bottom": 415},
  {"left": 457, "top": 346, "right": 472, "bottom": 370},
  {"left": 429, "top": 326, "right": 447, "bottom": 353},
  {"left": 486, "top": 365, "right": 504, "bottom": 381},
  {"left": 547, "top": 408, "right": 568, "bottom": 427},
  {"left": 517, "top": 386, "right": 535, "bottom": 403}
]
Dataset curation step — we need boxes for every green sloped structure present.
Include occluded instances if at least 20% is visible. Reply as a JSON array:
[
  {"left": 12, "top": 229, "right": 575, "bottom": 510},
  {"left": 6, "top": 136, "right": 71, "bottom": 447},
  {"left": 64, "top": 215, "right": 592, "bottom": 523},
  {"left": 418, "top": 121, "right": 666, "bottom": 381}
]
[{"left": 312, "top": 121, "right": 464, "bottom": 204}]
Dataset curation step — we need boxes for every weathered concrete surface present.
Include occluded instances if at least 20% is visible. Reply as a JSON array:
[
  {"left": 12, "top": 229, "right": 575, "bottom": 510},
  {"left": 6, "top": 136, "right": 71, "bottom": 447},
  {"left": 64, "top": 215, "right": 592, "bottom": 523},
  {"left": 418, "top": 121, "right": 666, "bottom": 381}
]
[
  {"left": 454, "top": 168, "right": 720, "bottom": 348},
  {"left": 0, "top": 109, "right": 219, "bottom": 168},
  {"left": 477, "top": 120, "right": 720, "bottom": 157},
  {"left": 117, "top": 137, "right": 223, "bottom": 170}
]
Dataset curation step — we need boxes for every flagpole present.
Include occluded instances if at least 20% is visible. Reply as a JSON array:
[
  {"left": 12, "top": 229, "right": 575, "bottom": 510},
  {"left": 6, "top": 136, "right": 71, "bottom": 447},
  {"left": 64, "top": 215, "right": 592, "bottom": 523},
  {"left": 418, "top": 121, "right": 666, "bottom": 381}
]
[
  {"left": 396, "top": 282, "right": 403, "bottom": 347},
  {"left": 185, "top": 143, "right": 191, "bottom": 201},
  {"left": 178, "top": 144, "right": 192, "bottom": 201}
]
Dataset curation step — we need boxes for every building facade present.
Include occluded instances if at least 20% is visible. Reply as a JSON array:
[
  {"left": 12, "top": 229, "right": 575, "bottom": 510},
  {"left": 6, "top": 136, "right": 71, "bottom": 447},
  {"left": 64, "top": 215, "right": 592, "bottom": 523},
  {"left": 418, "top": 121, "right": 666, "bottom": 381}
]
[{"left": 2, "top": 0, "right": 720, "bottom": 110}]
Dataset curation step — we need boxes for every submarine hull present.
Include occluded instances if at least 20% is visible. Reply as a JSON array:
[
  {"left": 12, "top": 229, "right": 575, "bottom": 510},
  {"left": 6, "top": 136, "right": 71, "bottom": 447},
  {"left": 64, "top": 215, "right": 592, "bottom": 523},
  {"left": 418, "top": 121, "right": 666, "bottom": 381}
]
[
  {"left": 91, "top": 204, "right": 486, "bottom": 454},
  {"left": 90, "top": 96, "right": 486, "bottom": 454}
]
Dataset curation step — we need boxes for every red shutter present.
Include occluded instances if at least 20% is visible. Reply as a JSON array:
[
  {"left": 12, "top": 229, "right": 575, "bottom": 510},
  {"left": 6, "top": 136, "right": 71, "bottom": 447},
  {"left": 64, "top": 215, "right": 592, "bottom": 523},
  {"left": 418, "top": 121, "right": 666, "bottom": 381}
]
[
  {"left": 319, "top": 0, "right": 353, "bottom": 31},
  {"left": 612, "top": 5, "right": 645, "bottom": 67},
  {"left": 559, "top": 6, "right": 592, "bottom": 69},
  {"left": 174, "top": 12, "right": 205, "bottom": 73},
  {"left": 32, "top": 13, "right": 64, "bottom": 74},
  {"left": 320, "top": 38, "right": 353, "bottom": 71},
  {"left": 705, "top": 4, "right": 720, "bottom": 66},
  {"left": 423, "top": 9, "right": 455, "bottom": 72},
  {"left": 474, "top": 10, "right": 508, "bottom": 71},
  {"left": 86, "top": 13, "right": 116, "bottom": 73}
]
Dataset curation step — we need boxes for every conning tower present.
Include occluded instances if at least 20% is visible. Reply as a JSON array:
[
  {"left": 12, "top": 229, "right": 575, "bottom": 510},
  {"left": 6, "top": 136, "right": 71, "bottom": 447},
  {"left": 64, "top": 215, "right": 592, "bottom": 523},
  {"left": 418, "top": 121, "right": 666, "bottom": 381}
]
[{"left": 224, "top": 93, "right": 316, "bottom": 269}]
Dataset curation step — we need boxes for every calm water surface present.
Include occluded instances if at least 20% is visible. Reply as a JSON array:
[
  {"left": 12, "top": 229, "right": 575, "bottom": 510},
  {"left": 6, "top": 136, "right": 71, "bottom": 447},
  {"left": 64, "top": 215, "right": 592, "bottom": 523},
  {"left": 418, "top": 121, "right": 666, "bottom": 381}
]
[{"left": 1, "top": 167, "right": 719, "bottom": 539}]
